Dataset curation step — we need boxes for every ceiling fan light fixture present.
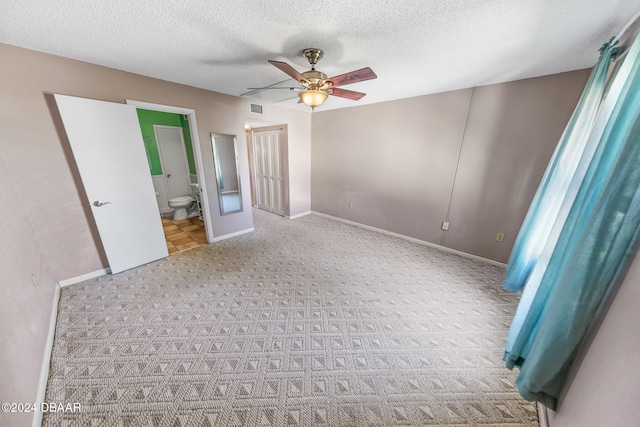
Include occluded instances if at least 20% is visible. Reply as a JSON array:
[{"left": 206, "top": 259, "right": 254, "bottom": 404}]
[
  {"left": 257, "top": 48, "right": 376, "bottom": 109},
  {"left": 299, "top": 90, "right": 328, "bottom": 107}
]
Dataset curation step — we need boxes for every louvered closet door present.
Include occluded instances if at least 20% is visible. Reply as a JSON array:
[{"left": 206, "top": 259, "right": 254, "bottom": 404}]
[{"left": 253, "top": 129, "right": 285, "bottom": 216}]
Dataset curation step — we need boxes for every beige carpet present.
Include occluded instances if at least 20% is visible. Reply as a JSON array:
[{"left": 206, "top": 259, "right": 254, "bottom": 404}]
[{"left": 44, "top": 208, "right": 538, "bottom": 426}]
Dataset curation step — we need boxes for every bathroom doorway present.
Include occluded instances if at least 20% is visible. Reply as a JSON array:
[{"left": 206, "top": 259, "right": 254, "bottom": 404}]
[
  {"left": 155, "top": 125, "right": 207, "bottom": 254},
  {"left": 135, "top": 110, "right": 205, "bottom": 254},
  {"left": 127, "top": 99, "right": 214, "bottom": 253}
]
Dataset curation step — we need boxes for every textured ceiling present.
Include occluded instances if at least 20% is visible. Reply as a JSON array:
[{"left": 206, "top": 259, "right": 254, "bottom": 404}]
[{"left": 2, "top": 1, "right": 639, "bottom": 112}]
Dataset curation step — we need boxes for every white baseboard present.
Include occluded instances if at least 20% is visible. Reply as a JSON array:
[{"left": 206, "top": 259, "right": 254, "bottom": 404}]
[
  {"left": 57, "top": 268, "right": 110, "bottom": 288},
  {"left": 33, "top": 283, "right": 61, "bottom": 427},
  {"left": 212, "top": 227, "right": 254, "bottom": 242},
  {"left": 311, "top": 211, "right": 507, "bottom": 268},
  {"left": 537, "top": 403, "right": 550, "bottom": 427},
  {"left": 287, "top": 211, "right": 311, "bottom": 220}
]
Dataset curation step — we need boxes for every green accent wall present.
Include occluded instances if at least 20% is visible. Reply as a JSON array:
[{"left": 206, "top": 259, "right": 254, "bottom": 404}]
[{"left": 136, "top": 109, "right": 196, "bottom": 176}]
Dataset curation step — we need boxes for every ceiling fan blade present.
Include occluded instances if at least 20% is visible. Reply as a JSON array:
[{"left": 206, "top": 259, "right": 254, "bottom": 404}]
[
  {"left": 268, "top": 60, "right": 308, "bottom": 83},
  {"left": 241, "top": 78, "right": 303, "bottom": 96},
  {"left": 327, "top": 67, "right": 377, "bottom": 87},
  {"left": 330, "top": 88, "right": 366, "bottom": 101}
]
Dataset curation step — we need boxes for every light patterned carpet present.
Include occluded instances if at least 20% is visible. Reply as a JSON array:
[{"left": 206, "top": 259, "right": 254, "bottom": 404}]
[{"left": 44, "top": 208, "right": 538, "bottom": 426}]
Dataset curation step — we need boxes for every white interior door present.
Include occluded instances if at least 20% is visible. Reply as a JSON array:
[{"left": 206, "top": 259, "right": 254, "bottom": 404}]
[
  {"left": 154, "top": 125, "right": 191, "bottom": 199},
  {"left": 253, "top": 129, "right": 285, "bottom": 216},
  {"left": 55, "top": 94, "right": 168, "bottom": 274}
]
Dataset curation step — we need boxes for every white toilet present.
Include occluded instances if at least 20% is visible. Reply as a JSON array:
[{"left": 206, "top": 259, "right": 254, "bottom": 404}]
[{"left": 168, "top": 196, "right": 195, "bottom": 220}]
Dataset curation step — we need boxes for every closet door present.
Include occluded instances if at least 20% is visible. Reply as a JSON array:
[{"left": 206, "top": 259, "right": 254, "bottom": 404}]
[{"left": 253, "top": 128, "right": 286, "bottom": 216}]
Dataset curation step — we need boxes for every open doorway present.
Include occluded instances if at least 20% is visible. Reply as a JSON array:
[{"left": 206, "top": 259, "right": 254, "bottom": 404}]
[
  {"left": 135, "top": 110, "right": 206, "bottom": 254},
  {"left": 127, "top": 99, "right": 214, "bottom": 250}
]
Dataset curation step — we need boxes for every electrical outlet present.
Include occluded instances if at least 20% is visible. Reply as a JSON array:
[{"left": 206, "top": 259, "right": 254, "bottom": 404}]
[
  {"left": 496, "top": 232, "right": 505, "bottom": 242},
  {"left": 441, "top": 221, "right": 450, "bottom": 231}
]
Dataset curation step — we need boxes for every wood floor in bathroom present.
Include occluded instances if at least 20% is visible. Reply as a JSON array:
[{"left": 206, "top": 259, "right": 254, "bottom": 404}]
[{"left": 162, "top": 217, "right": 207, "bottom": 254}]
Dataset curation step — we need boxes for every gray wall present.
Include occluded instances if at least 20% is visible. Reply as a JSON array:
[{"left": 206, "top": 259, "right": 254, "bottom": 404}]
[
  {"left": 0, "top": 157, "right": 59, "bottom": 427},
  {"left": 311, "top": 90, "right": 472, "bottom": 243},
  {"left": 311, "top": 69, "right": 590, "bottom": 262},
  {"left": 0, "top": 42, "right": 311, "bottom": 427}
]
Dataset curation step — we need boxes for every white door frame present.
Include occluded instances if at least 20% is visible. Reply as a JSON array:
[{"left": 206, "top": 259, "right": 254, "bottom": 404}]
[
  {"left": 126, "top": 99, "right": 214, "bottom": 243},
  {"left": 153, "top": 125, "right": 192, "bottom": 200}
]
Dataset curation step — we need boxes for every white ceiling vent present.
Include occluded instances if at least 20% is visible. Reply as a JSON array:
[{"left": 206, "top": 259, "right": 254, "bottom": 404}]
[{"left": 249, "top": 103, "right": 263, "bottom": 115}]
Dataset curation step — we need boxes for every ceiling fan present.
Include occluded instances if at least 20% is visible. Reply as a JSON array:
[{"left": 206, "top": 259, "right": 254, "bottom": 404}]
[{"left": 247, "top": 48, "right": 377, "bottom": 110}]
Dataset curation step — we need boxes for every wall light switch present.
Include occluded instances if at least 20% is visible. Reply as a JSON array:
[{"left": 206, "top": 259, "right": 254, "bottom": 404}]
[
  {"left": 348, "top": 201, "right": 353, "bottom": 208},
  {"left": 496, "top": 232, "right": 505, "bottom": 242},
  {"left": 441, "top": 221, "right": 450, "bottom": 231}
]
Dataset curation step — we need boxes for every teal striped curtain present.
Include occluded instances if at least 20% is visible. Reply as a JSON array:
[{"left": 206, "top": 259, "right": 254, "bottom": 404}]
[
  {"left": 503, "top": 39, "right": 617, "bottom": 293},
  {"left": 503, "top": 32, "right": 640, "bottom": 410}
]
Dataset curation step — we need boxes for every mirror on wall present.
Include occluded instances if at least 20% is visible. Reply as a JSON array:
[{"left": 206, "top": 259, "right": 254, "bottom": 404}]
[{"left": 211, "top": 133, "right": 243, "bottom": 215}]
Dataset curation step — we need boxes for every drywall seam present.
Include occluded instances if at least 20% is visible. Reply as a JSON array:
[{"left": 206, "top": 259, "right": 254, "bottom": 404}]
[{"left": 441, "top": 87, "right": 476, "bottom": 245}]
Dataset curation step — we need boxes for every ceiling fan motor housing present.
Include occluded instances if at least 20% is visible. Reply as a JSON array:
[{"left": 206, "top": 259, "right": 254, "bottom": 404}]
[
  {"left": 303, "top": 48, "right": 324, "bottom": 66},
  {"left": 301, "top": 70, "right": 331, "bottom": 91}
]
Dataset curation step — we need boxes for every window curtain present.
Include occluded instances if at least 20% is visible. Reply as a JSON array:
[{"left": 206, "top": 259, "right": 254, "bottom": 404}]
[
  {"left": 503, "top": 31, "right": 640, "bottom": 410},
  {"left": 503, "top": 39, "right": 617, "bottom": 293}
]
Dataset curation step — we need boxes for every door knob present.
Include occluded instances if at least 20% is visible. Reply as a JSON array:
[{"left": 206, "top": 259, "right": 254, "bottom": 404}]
[
  {"left": 167, "top": 174, "right": 171, "bottom": 178},
  {"left": 93, "top": 201, "right": 112, "bottom": 207}
]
